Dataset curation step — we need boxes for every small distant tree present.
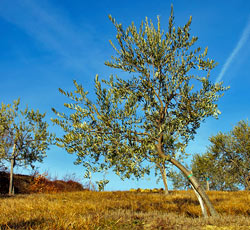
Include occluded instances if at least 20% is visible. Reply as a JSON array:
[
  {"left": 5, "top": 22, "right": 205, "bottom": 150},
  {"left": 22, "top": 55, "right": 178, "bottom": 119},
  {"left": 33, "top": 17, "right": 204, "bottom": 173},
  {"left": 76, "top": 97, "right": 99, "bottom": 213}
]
[
  {"left": 169, "top": 152, "right": 239, "bottom": 191},
  {"left": 168, "top": 164, "right": 191, "bottom": 190},
  {"left": 170, "top": 120, "right": 250, "bottom": 191},
  {"left": 207, "top": 120, "right": 250, "bottom": 190},
  {"left": 0, "top": 99, "right": 54, "bottom": 195},
  {"left": 0, "top": 162, "right": 7, "bottom": 172},
  {"left": 52, "top": 6, "right": 229, "bottom": 216}
]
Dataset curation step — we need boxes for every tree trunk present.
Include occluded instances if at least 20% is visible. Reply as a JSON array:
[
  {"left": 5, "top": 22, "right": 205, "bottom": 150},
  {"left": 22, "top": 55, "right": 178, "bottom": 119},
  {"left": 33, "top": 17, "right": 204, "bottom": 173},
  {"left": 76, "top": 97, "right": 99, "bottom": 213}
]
[
  {"left": 9, "top": 144, "right": 16, "bottom": 195},
  {"left": 168, "top": 158, "right": 219, "bottom": 217},
  {"left": 159, "top": 163, "right": 169, "bottom": 194},
  {"left": 206, "top": 179, "right": 210, "bottom": 191},
  {"left": 190, "top": 183, "right": 208, "bottom": 217},
  {"left": 245, "top": 172, "right": 250, "bottom": 190}
]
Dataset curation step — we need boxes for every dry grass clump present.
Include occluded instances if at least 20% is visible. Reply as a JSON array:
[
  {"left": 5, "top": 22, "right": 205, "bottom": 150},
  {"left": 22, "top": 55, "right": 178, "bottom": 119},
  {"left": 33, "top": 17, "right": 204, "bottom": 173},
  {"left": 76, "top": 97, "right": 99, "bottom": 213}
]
[
  {"left": 206, "top": 191, "right": 250, "bottom": 216},
  {"left": 0, "top": 190, "right": 249, "bottom": 229}
]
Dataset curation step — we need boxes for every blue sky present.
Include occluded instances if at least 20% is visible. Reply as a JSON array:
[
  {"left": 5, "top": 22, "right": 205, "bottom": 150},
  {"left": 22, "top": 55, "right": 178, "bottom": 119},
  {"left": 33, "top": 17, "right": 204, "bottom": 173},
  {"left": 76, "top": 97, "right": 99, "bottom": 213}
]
[{"left": 0, "top": 0, "right": 249, "bottom": 191}]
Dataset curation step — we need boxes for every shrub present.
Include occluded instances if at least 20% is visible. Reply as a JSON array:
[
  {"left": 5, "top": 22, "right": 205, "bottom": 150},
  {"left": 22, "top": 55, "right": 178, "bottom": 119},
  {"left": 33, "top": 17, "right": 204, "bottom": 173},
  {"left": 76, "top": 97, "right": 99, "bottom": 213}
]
[{"left": 29, "top": 173, "right": 85, "bottom": 193}]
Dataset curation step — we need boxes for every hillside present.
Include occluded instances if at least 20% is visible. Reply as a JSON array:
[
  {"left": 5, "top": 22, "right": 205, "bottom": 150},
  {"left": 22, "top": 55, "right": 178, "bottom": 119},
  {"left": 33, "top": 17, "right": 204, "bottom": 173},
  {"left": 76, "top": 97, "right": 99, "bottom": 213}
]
[
  {"left": 0, "top": 171, "right": 35, "bottom": 194},
  {"left": 0, "top": 171, "right": 85, "bottom": 195}
]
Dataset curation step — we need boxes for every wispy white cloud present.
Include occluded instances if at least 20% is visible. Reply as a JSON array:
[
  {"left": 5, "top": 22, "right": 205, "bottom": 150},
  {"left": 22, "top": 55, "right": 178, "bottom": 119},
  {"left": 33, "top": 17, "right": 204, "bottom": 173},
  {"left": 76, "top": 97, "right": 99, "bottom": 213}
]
[
  {"left": 0, "top": 0, "right": 104, "bottom": 74},
  {"left": 216, "top": 19, "right": 250, "bottom": 83},
  {"left": 216, "top": 18, "right": 250, "bottom": 83}
]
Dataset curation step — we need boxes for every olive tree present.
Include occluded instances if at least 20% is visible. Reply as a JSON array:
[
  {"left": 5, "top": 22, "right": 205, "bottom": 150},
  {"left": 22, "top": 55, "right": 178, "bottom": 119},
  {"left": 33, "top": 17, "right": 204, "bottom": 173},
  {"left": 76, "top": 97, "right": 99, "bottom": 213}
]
[
  {"left": 169, "top": 152, "right": 239, "bottom": 191},
  {"left": 0, "top": 99, "right": 54, "bottom": 195},
  {"left": 52, "top": 7, "right": 228, "bottom": 216},
  {"left": 170, "top": 120, "right": 250, "bottom": 191},
  {"left": 207, "top": 120, "right": 250, "bottom": 190}
]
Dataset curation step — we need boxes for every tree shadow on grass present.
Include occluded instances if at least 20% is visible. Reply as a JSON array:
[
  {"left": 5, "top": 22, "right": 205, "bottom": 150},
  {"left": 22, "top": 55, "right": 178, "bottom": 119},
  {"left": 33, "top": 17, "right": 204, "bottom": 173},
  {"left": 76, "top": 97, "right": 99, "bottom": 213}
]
[
  {"left": 0, "top": 194, "right": 29, "bottom": 200},
  {"left": 0, "top": 194, "right": 13, "bottom": 199},
  {"left": 0, "top": 218, "right": 46, "bottom": 230},
  {"left": 172, "top": 197, "right": 224, "bottom": 206},
  {"left": 171, "top": 197, "right": 201, "bottom": 217},
  {"left": 172, "top": 197, "right": 200, "bottom": 206}
]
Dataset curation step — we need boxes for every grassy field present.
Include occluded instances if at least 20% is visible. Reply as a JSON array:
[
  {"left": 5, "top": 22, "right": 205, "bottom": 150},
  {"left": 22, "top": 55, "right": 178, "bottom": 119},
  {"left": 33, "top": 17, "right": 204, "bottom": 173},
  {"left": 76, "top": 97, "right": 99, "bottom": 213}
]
[{"left": 0, "top": 190, "right": 250, "bottom": 230}]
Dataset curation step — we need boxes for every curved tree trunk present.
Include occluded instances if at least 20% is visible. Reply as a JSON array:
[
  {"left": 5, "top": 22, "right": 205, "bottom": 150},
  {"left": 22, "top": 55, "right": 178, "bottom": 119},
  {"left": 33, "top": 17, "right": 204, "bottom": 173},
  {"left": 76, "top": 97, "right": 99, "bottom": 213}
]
[
  {"left": 190, "top": 183, "right": 208, "bottom": 217},
  {"left": 158, "top": 163, "right": 169, "bottom": 194},
  {"left": 168, "top": 158, "right": 218, "bottom": 217}
]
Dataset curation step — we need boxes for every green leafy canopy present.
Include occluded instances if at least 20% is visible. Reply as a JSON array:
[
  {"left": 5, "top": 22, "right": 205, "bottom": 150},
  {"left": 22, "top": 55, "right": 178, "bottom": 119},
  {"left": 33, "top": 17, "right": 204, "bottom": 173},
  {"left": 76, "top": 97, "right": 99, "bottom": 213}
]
[
  {"left": 52, "top": 6, "right": 229, "bottom": 184},
  {"left": 0, "top": 98, "right": 54, "bottom": 169}
]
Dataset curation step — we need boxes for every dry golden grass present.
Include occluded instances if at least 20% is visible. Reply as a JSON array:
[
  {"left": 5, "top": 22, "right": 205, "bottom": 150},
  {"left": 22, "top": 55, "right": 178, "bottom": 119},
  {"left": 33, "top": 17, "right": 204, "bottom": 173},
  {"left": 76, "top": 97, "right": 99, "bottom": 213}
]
[{"left": 0, "top": 190, "right": 250, "bottom": 229}]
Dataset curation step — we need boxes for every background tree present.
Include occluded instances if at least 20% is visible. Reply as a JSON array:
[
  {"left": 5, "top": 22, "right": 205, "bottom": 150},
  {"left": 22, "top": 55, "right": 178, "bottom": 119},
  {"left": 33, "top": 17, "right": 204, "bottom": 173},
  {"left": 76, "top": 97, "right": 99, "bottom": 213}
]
[
  {"left": 168, "top": 164, "right": 191, "bottom": 190},
  {"left": 0, "top": 162, "right": 7, "bottom": 172},
  {"left": 169, "top": 120, "right": 249, "bottom": 191},
  {"left": 207, "top": 120, "right": 250, "bottom": 190},
  {"left": 0, "top": 98, "right": 54, "bottom": 195},
  {"left": 52, "top": 6, "right": 228, "bottom": 216},
  {"left": 169, "top": 152, "right": 239, "bottom": 191}
]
